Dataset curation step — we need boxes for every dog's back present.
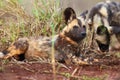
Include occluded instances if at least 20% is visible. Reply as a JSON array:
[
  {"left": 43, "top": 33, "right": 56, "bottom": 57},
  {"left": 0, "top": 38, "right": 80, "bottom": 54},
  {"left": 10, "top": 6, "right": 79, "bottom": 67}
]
[{"left": 88, "top": 0, "right": 120, "bottom": 28}]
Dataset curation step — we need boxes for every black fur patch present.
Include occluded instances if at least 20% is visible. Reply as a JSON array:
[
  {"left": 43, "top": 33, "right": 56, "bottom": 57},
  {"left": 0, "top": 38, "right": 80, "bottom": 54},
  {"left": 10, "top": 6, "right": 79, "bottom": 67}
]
[
  {"left": 2, "top": 50, "right": 9, "bottom": 55},
  {"left": 64, "top": 7, "right": 76, "bottom": 24},
  {"left": 17, "top": 53, "right": 25, "bottom": 61},
  {"left": 96, "top": 40, "right": 109, "bottom": 52}
]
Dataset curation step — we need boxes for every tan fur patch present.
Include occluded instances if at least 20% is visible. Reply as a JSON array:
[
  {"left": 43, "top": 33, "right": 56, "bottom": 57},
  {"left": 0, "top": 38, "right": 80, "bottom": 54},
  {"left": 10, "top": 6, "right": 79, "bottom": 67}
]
[
  {"left": 95, "top": 34, "right": 107, "bottom": 44},
  {"left": 4, "top": 46, "right": 25, "bottom": 59},
  {"left": 59, "top": 33, "right": 78, "bottom": 46},
  {"left": 62, "top": 19, "right": 80, "bottom": 33},
  {"left": 99, "top": 6, "right": 108, "bottom": 18},
  {"left": 25, "top": 39, "right": 49, "bottom": 60}
]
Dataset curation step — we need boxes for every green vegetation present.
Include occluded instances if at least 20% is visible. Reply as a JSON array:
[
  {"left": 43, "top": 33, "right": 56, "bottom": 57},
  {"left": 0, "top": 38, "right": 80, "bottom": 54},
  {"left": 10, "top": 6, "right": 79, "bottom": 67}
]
[
  {"left": 81, "top": 75, "right": 107, "bottom": 80},
  {"left": 115, "top": 52, "right": 120, "bottom": 58},
  {"left": 0, "top": 0, "right": 63, "bottom": 50},
  {"left": 0, "top": 59, "right": 9, "bottom": 72}
]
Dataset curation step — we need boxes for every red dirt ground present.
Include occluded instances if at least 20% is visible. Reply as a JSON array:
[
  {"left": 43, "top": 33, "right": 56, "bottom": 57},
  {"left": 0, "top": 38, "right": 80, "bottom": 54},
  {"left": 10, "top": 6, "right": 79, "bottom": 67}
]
[{"left": 0, "top": 60, "right": 120, "bottom": 80}]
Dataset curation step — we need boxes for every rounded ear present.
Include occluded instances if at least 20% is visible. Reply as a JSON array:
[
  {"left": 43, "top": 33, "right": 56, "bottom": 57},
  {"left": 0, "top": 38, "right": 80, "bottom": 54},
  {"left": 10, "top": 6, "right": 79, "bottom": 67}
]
[
  {"left": 63, "top": 7, "right": 76, "bottom": 24},
  {"left": 80, "top": 10, "right": 88, "bottom": 20}
]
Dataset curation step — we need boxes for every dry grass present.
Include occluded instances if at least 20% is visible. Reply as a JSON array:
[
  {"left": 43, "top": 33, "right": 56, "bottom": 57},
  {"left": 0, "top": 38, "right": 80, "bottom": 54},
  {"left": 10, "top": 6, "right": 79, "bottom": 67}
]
[{"left": 0, "top": 0, "right": 64, "bottom": 50}]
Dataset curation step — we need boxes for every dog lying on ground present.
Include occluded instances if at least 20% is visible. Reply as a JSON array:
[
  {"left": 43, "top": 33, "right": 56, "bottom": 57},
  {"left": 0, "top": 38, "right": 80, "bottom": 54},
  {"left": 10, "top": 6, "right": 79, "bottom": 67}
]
[
  {"left": 0, "top": 7, "right": 88, "bottom": 64},
  {"left": 87, "top": 0, "right": 120, "bottom": 52}
]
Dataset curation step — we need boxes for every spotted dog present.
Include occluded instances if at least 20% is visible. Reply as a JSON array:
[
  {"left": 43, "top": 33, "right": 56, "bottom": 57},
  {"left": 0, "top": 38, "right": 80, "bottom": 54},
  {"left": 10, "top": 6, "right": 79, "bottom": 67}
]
[
  {"left": 87, "top": 0, "right": 120, "bottom": 52},
  {"left": 0, "top": 7, "right": 88, "bottom": 64}
]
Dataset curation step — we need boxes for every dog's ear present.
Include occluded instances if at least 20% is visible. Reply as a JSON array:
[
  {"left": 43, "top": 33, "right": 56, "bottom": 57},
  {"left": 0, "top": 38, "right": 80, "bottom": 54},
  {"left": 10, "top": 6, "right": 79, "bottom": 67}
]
[
  {"left": 63, "top": 7, "right": 76, "bottom": 24},
  {"left": 80, "top": 10, "right": 88, "bottom": 20}
]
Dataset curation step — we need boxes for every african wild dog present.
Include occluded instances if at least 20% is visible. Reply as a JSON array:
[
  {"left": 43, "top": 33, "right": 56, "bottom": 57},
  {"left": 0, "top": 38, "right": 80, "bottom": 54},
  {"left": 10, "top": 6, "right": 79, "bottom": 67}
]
[
  {"left": 0, "top": 7, "right": 88, "bottom": 64},
  {"left": 95, "top": 12, "right": 120, "bottom": 49},
  {"left": 87, "top": 0, "right": 120, "bottom": 52}
]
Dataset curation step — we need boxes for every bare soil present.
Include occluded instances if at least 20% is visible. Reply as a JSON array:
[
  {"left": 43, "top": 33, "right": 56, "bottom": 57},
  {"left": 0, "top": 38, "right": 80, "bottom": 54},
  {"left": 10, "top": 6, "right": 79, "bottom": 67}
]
[{"left": 0, "top": 57, "right": 120, "bottom": 80}]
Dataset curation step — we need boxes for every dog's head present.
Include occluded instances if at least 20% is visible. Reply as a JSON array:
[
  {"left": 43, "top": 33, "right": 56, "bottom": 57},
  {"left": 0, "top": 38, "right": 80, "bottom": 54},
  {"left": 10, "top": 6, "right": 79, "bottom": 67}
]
[
  {"left": 95, "top": 25, "right": 110, "bottom": 52},
  {"left": 0, "top": 38, "right": 29, "bottom": 60},
  {"left": 62, "top": 7, "right": 88, "bottom": 42}
]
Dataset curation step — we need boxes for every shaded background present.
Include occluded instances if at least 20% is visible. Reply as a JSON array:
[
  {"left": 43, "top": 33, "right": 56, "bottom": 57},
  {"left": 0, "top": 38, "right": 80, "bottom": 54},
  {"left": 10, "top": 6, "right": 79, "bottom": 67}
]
[{"left": 21, "top": 0, "right": 120, "bottom": 16}]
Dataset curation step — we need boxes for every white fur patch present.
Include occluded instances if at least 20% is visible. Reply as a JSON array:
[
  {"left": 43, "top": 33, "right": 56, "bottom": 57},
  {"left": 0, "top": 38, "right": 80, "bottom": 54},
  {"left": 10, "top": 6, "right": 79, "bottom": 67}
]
[
  {"left": 87, "top": 19, "right": 92, "bottom": 24},
  {"left": 93, "top": 15, "right": 103, "bottom": 30},
  {"left": 93, "top": 15, "right": 112, "bottom": 34},
  {"left": 0, "top": 52, "right": 4, "bottom": 58},
  {"left": 99, "top": 6, "right": 108, "bottom": 18},
  {"left": 106, "top": 0, "right": 111, "bottom": 3},
  {"left": 102, "top": 18, "right": 113, "bottom": 33},
  {"left": 77, "top": 16, "right": 85, "bottom": 26}
]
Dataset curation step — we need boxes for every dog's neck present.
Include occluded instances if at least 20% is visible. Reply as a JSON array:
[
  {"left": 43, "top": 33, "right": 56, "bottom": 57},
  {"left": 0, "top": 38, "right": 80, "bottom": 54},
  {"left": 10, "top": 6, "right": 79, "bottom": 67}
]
[
  {"left": 54, "top": 33, "right": 82, "bottom": 57},
  {"left": 58, "top": 33, "right": 78, "bottom": 47}
]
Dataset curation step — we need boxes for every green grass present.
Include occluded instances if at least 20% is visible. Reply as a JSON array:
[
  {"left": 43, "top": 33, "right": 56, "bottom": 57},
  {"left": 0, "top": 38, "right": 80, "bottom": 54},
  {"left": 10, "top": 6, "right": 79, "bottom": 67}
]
[
  {"left": 115, "top": 52, "right": 120, "bottom": 58},
  {"left": 32, "top": 0, "right": 63, "bottom": 36},
  {"left": 0, "top": 59, "right": 9, "bottom": 72},
  {"left": 81, "top": 75, "right": 107, "bottom": 80},
  {"left": 0, "top": 0, "right": 63, "bottom": 50}
]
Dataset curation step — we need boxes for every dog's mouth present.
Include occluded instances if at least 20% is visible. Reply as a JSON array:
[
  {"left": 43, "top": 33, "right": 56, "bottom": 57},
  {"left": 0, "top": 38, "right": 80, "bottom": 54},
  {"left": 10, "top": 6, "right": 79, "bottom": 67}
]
[
  {"left": 96, "top": 40, "right": 109, "bottom": 52},
  {"left": 69, "top": 33, "right": 86, "bottom": 43},
  {"left": 68, "top": 31, "right": 86, "bottom": 41}
]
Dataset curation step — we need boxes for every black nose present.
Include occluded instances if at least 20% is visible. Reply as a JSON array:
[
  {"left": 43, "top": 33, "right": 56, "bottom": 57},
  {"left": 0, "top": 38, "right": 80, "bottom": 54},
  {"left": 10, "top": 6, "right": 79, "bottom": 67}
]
[{"left": 81, "top": 32, "right": 86, "bottom": 37}]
